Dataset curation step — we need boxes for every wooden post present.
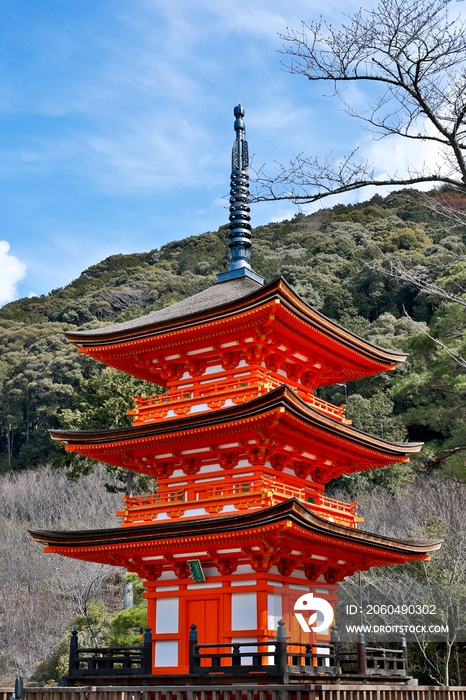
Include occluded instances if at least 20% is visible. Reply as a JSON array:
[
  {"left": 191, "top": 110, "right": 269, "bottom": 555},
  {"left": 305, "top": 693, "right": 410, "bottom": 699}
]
[
  {"left": 331, "top": 625, "right": 340, "bottom": 674},
  {"left": 14, "top": 677, "right": 23, "bottom": 700},
  {"left": 104, "top": 649, "right": 112, "bottom": 670},
  {"left": 232, "top": 643, "right": 241, "bottom": 668},
  {"left": 68, "top": 629, "right": 78, "bottom": 677},
  {"left": 357, "top": 631, "right": 367, "bottom": 675},
  {"left": 143, "top": 626, "right": 152, "bottom": 674},
  {"left": 400, "top": 632, "right": 407, "bottom": 673},
  {"left": 305, "top": 643, "right": 312, "bottom": 668},
  {"left": 188, "top": 623, "right": 198, "bottom": 675},
  {"left": 275, "top": 618, "right": 288, "bottom": 682}
]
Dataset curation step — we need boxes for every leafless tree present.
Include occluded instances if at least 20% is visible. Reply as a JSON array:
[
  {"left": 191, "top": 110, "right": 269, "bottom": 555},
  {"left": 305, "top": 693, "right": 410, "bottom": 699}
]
[
  {"left": 253, "top": 0, "right": 466, "bottom": 204},
  {"left": 360, "top": 193, "right": 466, "bottom": 369},
  {"left": 337, "top": 479, "right": 466, "bottom": 685},
  {"left": 0, "top": 466, "right": 122, "bottom": 683}
]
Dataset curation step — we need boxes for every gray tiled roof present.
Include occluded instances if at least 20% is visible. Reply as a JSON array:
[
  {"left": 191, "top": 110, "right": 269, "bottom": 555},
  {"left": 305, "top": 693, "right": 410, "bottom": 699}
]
[{"left": 72, "top": 276, "right": 263, "bottom": 337}]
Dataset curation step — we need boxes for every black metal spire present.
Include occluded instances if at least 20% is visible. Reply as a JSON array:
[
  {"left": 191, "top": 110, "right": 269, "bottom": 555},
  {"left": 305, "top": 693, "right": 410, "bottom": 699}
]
[{"left": 217, "top": 104, "right": 264, "bottom": 284}]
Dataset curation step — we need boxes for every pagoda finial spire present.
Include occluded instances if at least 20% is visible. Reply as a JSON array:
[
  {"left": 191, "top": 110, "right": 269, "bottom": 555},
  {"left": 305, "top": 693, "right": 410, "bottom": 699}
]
[{"left": 217, "top": 104, "right": 264, "bottom": 285}]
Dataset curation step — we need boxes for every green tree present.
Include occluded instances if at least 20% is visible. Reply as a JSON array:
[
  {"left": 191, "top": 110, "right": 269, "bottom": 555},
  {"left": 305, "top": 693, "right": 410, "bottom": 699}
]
[
  {"left": 60, "top": 367, "right": 159, "bottom": 492},
  {"left": 340, "top": 391, "right": 415, "bottom": 493},
  {"left": 392, "top": 299, "right": 466, "bottom": 478}
]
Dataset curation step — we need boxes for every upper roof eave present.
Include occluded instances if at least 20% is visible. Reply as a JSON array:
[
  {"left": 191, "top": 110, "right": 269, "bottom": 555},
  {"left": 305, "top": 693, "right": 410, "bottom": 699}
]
[
  {"left": 65, "top": 276, "right": 263, "bottom": 344},
  {"left": 64, "top": 276, "right": 407, "bottom": 367}
]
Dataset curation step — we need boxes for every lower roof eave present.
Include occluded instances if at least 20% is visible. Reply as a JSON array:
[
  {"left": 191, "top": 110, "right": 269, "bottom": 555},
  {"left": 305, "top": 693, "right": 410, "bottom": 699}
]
[{"left": 29, "top": 498, "right": 441, "bottom": 559}]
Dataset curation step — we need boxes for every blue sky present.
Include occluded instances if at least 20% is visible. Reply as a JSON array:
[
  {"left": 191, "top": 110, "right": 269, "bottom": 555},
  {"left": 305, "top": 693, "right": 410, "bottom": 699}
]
[{"left": 0, "top": 0, "right": 456, "bottom": 305}]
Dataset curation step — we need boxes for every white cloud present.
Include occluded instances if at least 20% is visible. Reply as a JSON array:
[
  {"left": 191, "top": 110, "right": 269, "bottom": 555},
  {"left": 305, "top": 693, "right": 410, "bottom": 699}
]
[
  {"left": 355, "top": 118, "right": 450, "bottom": 201},
  {"left": 301, "top": 128, "right": 449, "bottom": 211},
  {"left": 0, "top": 241, "right": 27, "bottom": 305},
  {"left": 269, "top": 207, "right": 298, "bottom": 223}
]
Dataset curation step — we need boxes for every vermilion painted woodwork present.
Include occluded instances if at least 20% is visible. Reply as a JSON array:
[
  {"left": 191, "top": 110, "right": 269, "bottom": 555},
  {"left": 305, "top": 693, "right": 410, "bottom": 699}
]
[
  {"left": 35, "top": 502, "right": 440, "bottom": 675},
  {"left": 65, "top": 278, "right": 406, "bottom": 389},
  {"left": 32, "top": 276, "right": 441, "bottom": 675}
]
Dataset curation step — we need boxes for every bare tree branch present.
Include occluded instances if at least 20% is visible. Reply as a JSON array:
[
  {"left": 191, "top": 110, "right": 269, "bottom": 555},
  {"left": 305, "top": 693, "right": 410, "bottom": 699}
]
[
  {"left": 402, "top": 306, "right": 466, "bottom": 368},
  {"left": 252, "top": 0, "right": 466, "bottom": 204},
  {"left": 371, "top": 255, "right": 466, "bottom": 308},
  {"left": 339, "top": 479, "right": 466, "bottom": 685}
]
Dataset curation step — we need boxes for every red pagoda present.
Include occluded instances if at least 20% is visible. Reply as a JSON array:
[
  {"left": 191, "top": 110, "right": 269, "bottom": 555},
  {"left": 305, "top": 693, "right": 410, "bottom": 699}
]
[{"left": 31, "top": 105, "right": 440, "bottom": 678}]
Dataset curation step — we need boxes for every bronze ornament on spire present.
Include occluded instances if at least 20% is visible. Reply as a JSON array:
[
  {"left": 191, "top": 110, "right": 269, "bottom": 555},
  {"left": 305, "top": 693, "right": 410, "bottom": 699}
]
[{"left": 217, "top": 104, "right": 264, "bottom": 284}]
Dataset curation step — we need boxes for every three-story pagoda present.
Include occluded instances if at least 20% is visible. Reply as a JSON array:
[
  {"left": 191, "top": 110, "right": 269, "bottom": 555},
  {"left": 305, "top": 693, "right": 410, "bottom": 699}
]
[{"left": 31, "top": 105, "right": 440, "bottom": 676}]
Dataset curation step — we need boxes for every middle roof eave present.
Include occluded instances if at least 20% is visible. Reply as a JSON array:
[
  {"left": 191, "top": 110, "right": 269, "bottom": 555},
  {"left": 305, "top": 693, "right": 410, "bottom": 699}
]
[{"left": 49, "top": 384, "right": 422, "bottom": 457}]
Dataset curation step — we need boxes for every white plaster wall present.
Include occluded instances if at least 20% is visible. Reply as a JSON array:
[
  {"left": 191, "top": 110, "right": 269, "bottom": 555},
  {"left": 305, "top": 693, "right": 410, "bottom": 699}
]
[
  {"left": 155, "top": 640, "right": 178, "bottom": 667},
  {"left": 155, "top": 597, "right": 179, "bottom": 633},
  {"left": 231, "top": 592, "right": 257, "bottom": 630},
  {"left": 267, "top": 592, "right": 282, "bottom": 631}
]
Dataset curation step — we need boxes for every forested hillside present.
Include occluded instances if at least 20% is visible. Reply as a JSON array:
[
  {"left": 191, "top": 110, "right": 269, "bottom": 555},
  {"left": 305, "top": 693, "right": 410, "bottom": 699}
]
[
  {"left": 1, "top": 187, "right": 465, "bottom": 484},
  {"left": 1, "top": 187, "right": 466, "bottom": 685}
]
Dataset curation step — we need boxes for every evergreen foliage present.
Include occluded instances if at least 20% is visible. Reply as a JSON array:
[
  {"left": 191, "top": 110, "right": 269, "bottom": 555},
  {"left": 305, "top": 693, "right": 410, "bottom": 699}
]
[
  {"left": 1, "top": 188, "right": 466, "bottom": 481},
  {"left": 1, "top": 187, "right": 466, "bottom": 684}
]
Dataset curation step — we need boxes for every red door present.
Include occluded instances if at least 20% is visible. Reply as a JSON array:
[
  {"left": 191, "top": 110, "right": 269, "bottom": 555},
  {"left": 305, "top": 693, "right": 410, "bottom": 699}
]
[{"left": 186, "top": 597, "right": 221, "bottom": 667}]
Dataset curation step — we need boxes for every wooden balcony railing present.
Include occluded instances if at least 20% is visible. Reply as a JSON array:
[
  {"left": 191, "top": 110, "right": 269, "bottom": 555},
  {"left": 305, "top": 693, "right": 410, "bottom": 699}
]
[
  {"left": 189, "top": 623, "right": 407, "bottom": 681},
  {"left": 67, "top": 628, "right": 152, "bottom": 678},
  {"left": 118, "top": 478, "right": 360, "bottom": 527},
  {"left": 128, "top": 380, "right": 347, "bottom": 425},
  {"left": 62, "top": 622, "right": 407, "bottom": 685}
]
